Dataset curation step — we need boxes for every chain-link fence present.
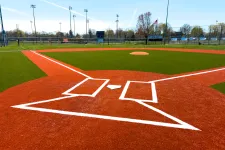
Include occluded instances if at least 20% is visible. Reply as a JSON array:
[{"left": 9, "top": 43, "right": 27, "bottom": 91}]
[{"left": 5, "top": 24, "right": 225, "bottom": 46}]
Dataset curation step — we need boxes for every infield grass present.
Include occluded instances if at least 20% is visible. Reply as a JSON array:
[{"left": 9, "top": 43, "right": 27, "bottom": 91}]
[
  {"left": 43, "top": 50, "right": 225, "bottom": 75},
  {"left": 212, "top": 83, "right": 225, "bottom": 94}
]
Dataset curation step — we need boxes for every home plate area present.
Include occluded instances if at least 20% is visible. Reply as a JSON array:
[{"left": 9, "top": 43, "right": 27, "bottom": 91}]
[{"left": 12, "top": 77, "right": 199, "bottom": 131}]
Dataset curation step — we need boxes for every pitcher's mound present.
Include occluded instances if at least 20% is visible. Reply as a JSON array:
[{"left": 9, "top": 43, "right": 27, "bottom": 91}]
[{"left": 130, "top": 52, "right": 149, "bottom": 55}]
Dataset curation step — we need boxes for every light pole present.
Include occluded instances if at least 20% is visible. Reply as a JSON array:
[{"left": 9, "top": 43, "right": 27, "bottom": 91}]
[
  {"left": 84, "top": 9, "right": 88, "bottom": 38},
  {"left": 87, "top": 19, "right": 89, "bottom": 37},
  {"left": 164, "top": 0, "right": 170, "bottom": 45},
  {"left": 73, "top": 15, "right": 76, "bottom": 36},
  {"left": 69, "top": 6, "right": 72, "bottom": 37},
  {"left": 30, "top": 4, "right": 37, "bottom": 43},
  {"left": 30, "top": 21, "right": 33, "bottom": 34},
  {"left": 116, "top": 14, "right": 119, "bottom": 38},
  {"left": 59, "top": 22, "right": 62, "bottom": 32}
]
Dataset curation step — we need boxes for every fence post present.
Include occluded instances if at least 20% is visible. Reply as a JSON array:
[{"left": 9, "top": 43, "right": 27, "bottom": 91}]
[{"left": 219, "top": 25, "right": 222, "bottom": 45}]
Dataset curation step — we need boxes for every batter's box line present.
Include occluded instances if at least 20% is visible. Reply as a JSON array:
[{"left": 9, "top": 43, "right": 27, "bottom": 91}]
[
  {"left": 63, "top": 77, "right": 110, "bottom": 97},
  {"left": 11, "top": 95, "right": 200, "bottom": 131},
  {"left": 119, "top": 80, "right": 158, "bottom": 103}
]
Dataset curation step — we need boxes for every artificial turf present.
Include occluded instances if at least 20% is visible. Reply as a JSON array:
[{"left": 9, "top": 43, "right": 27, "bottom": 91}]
[
  {"left": 0, "top": 52, "right": 46, "bottom": 92},
  {"left": 43, "top": 50, "right": 225, "bottom": 75},
  {"left": 212, "top": 83, "right": 225, "bottom": 94},
  {"left": 2, "top": 42, "right": 225, "bottom": 51}
]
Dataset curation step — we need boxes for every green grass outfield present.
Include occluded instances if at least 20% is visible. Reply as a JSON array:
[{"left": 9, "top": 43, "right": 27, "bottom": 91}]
[
  {"left": 43, "top": 50, "right": 225, "bottom": 74},
  {"left": 212, "top": 83, "right": 225, "bottom": 94},
  {"left": 2, "top": 42, "right": 225, "bottom": 51},
  {"left": 0, "top": 52, "right": 46, "bottom": 92}
]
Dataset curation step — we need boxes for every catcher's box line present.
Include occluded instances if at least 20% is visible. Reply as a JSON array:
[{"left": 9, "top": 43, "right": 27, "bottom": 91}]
[{"left": 11, "top": 96, "right": 200, "bottom": 131}]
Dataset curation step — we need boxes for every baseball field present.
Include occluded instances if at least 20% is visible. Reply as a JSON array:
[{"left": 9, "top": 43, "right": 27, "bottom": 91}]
[{"left": 0, "top": 44, "right": 225, "bottom": 149}]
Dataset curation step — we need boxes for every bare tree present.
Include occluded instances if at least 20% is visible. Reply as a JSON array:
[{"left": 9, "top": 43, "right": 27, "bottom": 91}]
[
  {"left": 180, "top": 24, "right": 191, "bottom": 37},
  {"left": 136, "top": 12, "right": 152, "bottom": 44}
]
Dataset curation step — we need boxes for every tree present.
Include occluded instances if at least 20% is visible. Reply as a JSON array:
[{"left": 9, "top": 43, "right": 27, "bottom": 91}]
[
  {"left": 191, "top": 26, "right": 203, "bottom": 37},
  {"left": 136, "top": 12, "right": 152, "bottom": 43},
  {"left": 126, "top": 30, "right": 135, "bottom": 39},
  {"left": 105, "top": 29, "right": 114, "bottom": 38},
  {"left": 158, "top": 23, "right": 173, "bottom": 35},
  {"left": 75, "top": 33, "right": 81, "bottom": 39},
  {"left": 180, "top": 24, "right": 191, "bottom": 37},
  {"left": 209, "top": 23, "right": 225, "bottom": 37},
  {"left": 56, "top": 32, "right": 64, "bottom": 38}
]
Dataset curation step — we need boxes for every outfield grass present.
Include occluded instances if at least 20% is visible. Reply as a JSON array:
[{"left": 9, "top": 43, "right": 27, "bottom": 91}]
[
  {"left": 212, "top": 83, "right": 225, "bottom": 94},
  {"left": 0, "top": 52, "right": 46, "bottom": 92},
  {"left": 43, "top": 50, "right": 225, "bottom": 75},
  {"left": 1, "top": 42, "right": 225, "bottom": 51}
]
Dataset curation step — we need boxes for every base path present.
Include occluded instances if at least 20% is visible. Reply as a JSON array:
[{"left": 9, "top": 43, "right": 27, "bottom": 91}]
[{"left": 0, "top": 49, "right": 225, "bottom": 150}]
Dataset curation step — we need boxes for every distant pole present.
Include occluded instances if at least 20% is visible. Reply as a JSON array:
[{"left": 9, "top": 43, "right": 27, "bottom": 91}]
[
  {"left": 0, "top": 5, "right": 7, "bottom": 46},
  {"left": 164, "top": 0, "right": 170, "bottom": 45},
  {"left": 69, "top": 6, "right": 72, "bottom": 37},
  {"left": 16, "top": 24, "right": 19, "bottom": 37},
  {"left": 73, "top": 15, "right": 76, "bottom": 36},
  {"left": 59, "top": 22, "right": 62, "bottom": 32},
  {"left": 87, "top": 19, "right": 89, "bottom": 37},
  {"left": 116, "top": 14, "right": 119, "bottom": 38},
  {"left": 30, "top": 21, "right": 33, "bottom": 34},
  {"left": 31, "top": 4, "right": 37, "bottom": 43},
  {"left": 84, "top": 9, "right": 88, "bottom": 38}
]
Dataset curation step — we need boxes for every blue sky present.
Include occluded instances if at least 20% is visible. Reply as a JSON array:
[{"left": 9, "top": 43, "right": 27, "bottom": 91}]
[{"left": 1, "top": 0, "right": 225, "bottom": 34}]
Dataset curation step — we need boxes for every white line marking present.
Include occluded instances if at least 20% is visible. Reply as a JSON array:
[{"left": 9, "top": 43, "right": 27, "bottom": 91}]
[
  {"left": 135, "top": 101, "right": 200, "bottom": 131},
  {"left": 63, "top": 78, "right": 110, "bottom": 97},
  {"left": 92, "top": 79, "right": 110, "bottom": 97},
  {"left": 150, "top": 67, "right": 225, "bottom": 83},
  {"left": 31, "top": 51, "right": 91, "bottom": 78},
  {"left": 11, "top": 103, "right": 199, "bottom": 130},
  {"left": 119, "top": 81, "right": 158, "bottom": 103},
  {"left": 63, "top": 78, "right": 90, "bottom": 95},
  {"left": 151, "top": 82, "right": 158, "bottom": 103},
  {"left": 119, "top": 81, "right": 131, "bottom": 100},
  {"left": 12, "top": 95, "right": 76, "bottom": 107}
]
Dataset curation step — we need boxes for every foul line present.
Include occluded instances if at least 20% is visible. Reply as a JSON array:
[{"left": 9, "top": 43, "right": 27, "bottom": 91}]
[
  {"left": 31, "top": 51, "right": 91, "bottom": 78},
  {"left": 150, "top": 67, "right": 225, "bottom": 83}
]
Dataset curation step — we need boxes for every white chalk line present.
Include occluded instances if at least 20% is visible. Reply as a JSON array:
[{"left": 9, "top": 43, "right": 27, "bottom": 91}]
[
  {"left": 150, "top": 67, "right": 225, "bottom": 83},
  {"left": 31, "top": 51, "right": 91, "bottom": 78},
  {"left": 63, "top": 78, "right": 110, "bottom": 97},
  {"left": 11, "top": 96, "right": 199, "bottom": 130},
  {"left": 119, "top": 81, "right": 158, "bottom": 103},
  {"left": 136, "top": 101, "right": 200, "bottom": 131}
]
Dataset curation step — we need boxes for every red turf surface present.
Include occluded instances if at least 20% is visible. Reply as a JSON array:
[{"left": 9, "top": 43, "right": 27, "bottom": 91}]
[{"left": 0, "top": 48, "right": 225, "bottom": 149}]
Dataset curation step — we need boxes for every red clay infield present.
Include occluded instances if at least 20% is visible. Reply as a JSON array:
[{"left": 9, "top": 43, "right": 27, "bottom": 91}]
[{"left": 0, "top": 48, "right": 225, "bottom": 150}]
